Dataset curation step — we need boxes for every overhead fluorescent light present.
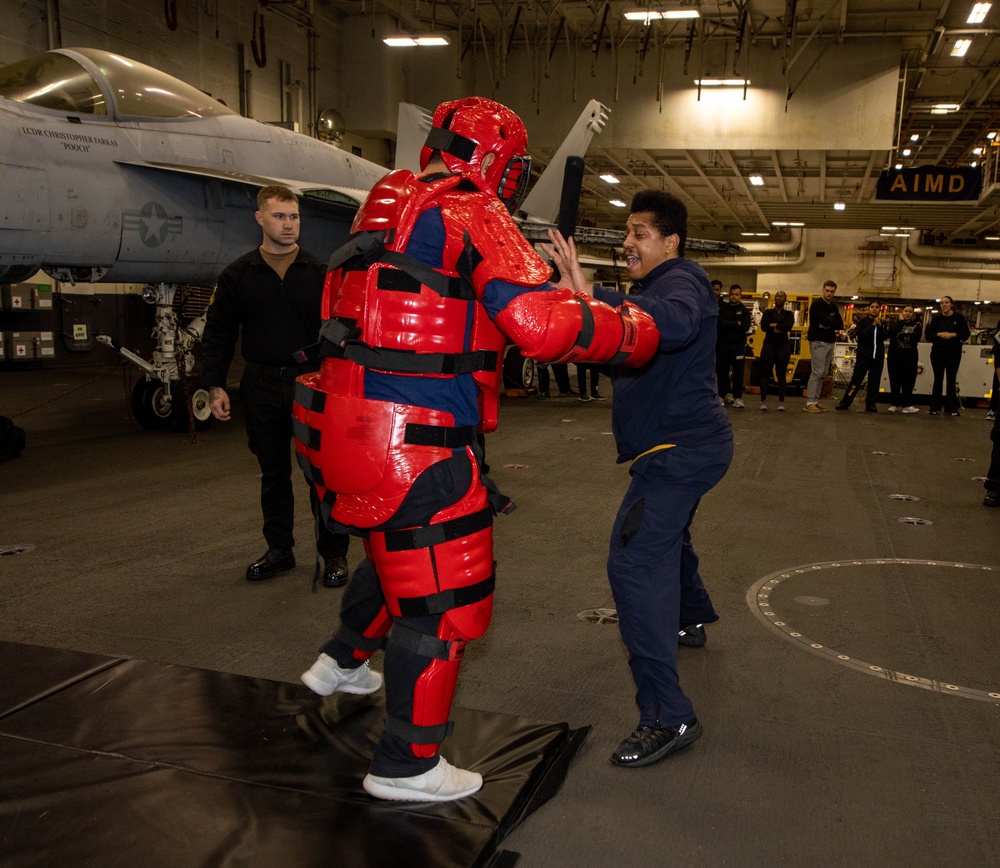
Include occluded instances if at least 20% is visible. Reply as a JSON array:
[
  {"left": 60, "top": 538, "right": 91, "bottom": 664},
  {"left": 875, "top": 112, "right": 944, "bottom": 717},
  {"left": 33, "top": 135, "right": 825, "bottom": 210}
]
[
  {"left": 695, "top": 78, "right": 750, "bottom": 87},
  {"left": 788, "top": 222, "right": 805, "bottom": 227},
  {"left": 609, "top": 198, "right": 627, "bottom": 207},
  {"left": 985, "top": 235, "right": 1000, "bottom": 240},
  {"left": 771, "top": 221, "right": 788, "bottom": 226},
  {"left": 599, "top": 173, "right": 620, "bottom": 184},
  {"left": 834, "top": 202, "right": 846, "bottom": 211},
  {"left": 902, "top": 148, "right": 912, "bottom": 156},
  {"left": 974, "top": 147, "right": 984, "bottom": 155},
  {"left": 931, "top": 103, "right": 961, "bottom": 113},
  {"left": 748, "top": 173, "right": 765, "bottom": 186},
  {"left": 911, "top": 133, "right": 920, "bottom": 141},
  {"left": 383, "top": 34, "right": 450, "bottom": 46},
  {"left": 952, "top": 38, "right": 972, "bottom": 57},
  {"left": 989, "top": 131, "right": 998, "bottom": 139},
  {"left": 968, "top": 3, "right": 991, "bottom": 24},
  {"left": 625, "top": 8, "right": 700, "bottom": 19},
  {"left": 894, "top": 163, "right": 903, "bottom": 169},
  {"left": 624, "top": 10, "right": 662, "bottom": 22}
]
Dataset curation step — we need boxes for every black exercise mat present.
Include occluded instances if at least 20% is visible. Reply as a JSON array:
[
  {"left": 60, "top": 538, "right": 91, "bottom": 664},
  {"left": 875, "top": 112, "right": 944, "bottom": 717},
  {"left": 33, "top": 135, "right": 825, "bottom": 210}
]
[{"left": 0, "top": 643, "right": 586, "bottom": 868}]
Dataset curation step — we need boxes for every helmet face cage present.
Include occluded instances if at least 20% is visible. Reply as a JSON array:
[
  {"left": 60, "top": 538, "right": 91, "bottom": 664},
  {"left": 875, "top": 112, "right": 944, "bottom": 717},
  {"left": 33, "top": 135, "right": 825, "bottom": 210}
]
[
  {"left": 496, "top": 154, "right": 531, "bottom": 213},
  {"left": 420, "top": 97, "right": 530, "bottom": 212}
]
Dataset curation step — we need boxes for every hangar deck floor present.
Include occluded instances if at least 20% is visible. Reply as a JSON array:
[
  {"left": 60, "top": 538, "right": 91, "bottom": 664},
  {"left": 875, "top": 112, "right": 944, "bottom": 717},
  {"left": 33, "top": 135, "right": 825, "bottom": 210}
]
[{"left": 1, "top": 364, "right": 998, "bottom": 867}]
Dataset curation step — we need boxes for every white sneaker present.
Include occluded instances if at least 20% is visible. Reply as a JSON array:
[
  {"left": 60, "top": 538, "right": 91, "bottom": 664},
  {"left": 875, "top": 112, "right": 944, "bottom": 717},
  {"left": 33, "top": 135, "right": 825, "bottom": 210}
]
[
  {"left": 887, "top": 405, "right": 898, "bottom": 412},
  {"left": 759, "top": 401, "right": 768, "bottom": 411},
  {"left": 363, "top": 756, "right": 483, "bottom": 802},
  {"left": 724, "top": 393, "right": 734, "bottom": 405},
  {"left": 301, "top": 654, "right": 383, "bottom": 696},
  {"left": 901, "top": 406, "right": 919, "bottom": 414},
  {"left": 733, "top": 398, "right": 745, "bottom": 409}
]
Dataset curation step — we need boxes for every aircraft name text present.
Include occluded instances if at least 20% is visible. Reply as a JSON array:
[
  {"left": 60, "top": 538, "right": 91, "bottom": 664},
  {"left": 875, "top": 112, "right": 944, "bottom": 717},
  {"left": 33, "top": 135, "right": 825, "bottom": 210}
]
[{"left": 20, "top": 126, "right": 120, "bottom": 148}]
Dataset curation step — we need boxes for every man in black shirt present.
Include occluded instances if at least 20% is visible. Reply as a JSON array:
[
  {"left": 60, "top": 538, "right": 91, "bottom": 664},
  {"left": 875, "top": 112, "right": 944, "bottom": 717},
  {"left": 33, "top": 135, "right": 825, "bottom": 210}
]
[
  {"left": 804, "top": 279, "right": 844, "bottom": 412},
  {"left": 201, "top": 185, "right": 350, "bottom": 586},
  {"left": 717, "top": 283, "right": 751, "bottom": 408}
]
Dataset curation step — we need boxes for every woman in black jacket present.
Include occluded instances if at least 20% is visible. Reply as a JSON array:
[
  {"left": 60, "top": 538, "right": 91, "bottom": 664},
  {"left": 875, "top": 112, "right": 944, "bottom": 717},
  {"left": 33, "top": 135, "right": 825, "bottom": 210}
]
[
  {"left": 925, "top": 296, "right": 971, "bottom": 415},
  {"left": 837, "top": 300, "right": 887, "bottom": 412},
  {"left": 887, "top": 304, "right": 923, "bottom": 413}
]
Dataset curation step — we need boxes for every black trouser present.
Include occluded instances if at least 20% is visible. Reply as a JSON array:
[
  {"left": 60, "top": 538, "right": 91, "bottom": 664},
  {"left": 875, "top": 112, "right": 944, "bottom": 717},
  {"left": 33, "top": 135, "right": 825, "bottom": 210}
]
[
  {"left": 991, "top": 364, "right": 999, "bottom": 414},
  {"left": 930, "top": 344, "right": 963, "bottom": 413},
  {"left": 839, "top": 352, "right": 884, "bottom": 410},
  {"left": 987, "top": 414, "right": 1000, "bottom": 494},
  {"left": 577, "top": 363, "right": 602, "bottom": 396},
  {"left": 887, "top": 349, "right": 918, "bottom": 407},
  {"left": 240, "top": 368, "right": 348, "bottom": 559},
  {"left": 758, "top": 342, "right": 791, "bottom": 402},
  {"left": 716, "top": 340, "right": 746, "bottom": 398}
]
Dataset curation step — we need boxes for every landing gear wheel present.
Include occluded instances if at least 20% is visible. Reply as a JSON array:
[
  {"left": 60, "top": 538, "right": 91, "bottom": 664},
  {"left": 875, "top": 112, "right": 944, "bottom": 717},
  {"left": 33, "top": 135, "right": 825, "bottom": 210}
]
[
  {"left": 502, "top": 347, "right": 535, "bottom": 391},
  {"left": 131, "top": 378, "right": 174, "bottom": 430},
  {"left": 173, "top": 384, "right": 213, "bottom": 432},
  {"left": 130, "top": 379, "right": 213, "bottom": 431}
]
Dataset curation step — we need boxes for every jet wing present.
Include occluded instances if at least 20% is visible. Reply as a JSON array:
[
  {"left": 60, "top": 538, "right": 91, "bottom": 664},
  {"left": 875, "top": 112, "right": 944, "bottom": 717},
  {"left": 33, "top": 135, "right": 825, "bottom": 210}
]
[{"left": 114, "top": 159, "right": 366, "bottom": 210}]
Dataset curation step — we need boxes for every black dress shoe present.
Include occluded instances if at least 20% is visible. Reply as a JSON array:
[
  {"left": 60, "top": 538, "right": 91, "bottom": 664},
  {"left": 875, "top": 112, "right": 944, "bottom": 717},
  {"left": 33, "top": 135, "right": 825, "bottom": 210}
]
[
  {"left": 246, "top": 548, "right": 295, "bottom": 581},
  {"left": 322, "top": 555, "right": 349, "bottom": 588},
  {"left": 984, "top": 491, "right": 1000, "bottom": 508},
  {"left": 678, "top": 623, "right": 707, "bottom": 647},
  {"left": 610, "top": 718, "right": 702, "bottom": 768}
]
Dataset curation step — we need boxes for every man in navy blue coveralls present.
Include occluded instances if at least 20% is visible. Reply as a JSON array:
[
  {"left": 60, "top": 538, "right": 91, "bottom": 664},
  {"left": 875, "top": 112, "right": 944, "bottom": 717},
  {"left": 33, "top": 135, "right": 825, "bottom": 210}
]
[{"left": 549, "top": 189, "right": 734, "bottom": 767}]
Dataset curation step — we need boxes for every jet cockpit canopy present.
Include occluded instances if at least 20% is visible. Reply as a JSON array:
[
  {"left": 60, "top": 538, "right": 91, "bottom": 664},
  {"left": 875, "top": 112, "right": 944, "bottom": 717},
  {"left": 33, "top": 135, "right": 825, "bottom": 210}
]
[{"left": 0, "top": 48, "right": 235, "bottom": 120}]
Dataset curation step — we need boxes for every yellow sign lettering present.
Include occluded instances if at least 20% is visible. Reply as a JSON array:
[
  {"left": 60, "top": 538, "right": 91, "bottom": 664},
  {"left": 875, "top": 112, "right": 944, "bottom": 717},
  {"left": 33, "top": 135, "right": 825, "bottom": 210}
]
[
  {"left": 889, "top": 175, "right": 908, "bottom": 193},
  {"left": 925, "top": 174, "right": 943, "bottom": 193},
  {"left": 949, "top": 175, "right": 965, "bottom": 193}
]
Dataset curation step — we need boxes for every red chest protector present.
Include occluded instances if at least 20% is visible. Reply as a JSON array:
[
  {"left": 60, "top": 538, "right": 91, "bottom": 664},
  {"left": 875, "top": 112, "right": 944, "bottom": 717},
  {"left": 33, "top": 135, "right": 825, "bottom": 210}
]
[{"left": 292, "top": 170, "right": 549, "bottom": 529}]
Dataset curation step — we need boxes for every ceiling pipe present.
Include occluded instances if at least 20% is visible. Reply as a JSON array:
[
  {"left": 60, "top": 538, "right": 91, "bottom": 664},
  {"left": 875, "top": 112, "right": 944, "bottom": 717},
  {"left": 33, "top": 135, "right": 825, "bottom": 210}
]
[
  {"left": 900, "top": 231, "right": 1000, "bottom": 278},
  {"left": 703, "top": 228, "right": 809, "bottom": 267}
]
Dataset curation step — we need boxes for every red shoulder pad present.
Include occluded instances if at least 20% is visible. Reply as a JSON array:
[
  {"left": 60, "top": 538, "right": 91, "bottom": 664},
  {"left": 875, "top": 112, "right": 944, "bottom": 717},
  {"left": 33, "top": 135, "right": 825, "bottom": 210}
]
[{"left": 439, "top": 193, "right": 551, "bottom": 294}]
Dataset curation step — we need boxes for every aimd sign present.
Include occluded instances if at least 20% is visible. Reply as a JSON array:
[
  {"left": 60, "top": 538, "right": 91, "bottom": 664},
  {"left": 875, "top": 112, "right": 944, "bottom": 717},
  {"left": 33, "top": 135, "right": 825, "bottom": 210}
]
[{"left": 876, "top": 165, "right": 982, "bottom": 201}]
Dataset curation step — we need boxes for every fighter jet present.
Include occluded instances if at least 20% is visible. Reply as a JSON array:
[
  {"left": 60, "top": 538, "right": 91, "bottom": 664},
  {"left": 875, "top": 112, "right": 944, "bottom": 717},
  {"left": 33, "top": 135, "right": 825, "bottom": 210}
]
[{"left": 0, "top": 47, "right": 610, "bottom": 427}]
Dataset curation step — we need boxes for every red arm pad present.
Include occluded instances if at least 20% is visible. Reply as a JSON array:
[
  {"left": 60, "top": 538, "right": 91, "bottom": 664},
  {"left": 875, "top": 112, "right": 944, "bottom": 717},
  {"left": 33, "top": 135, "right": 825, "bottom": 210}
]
[{"left": 495, "top": 289, "right": 659, "bottom": 368}]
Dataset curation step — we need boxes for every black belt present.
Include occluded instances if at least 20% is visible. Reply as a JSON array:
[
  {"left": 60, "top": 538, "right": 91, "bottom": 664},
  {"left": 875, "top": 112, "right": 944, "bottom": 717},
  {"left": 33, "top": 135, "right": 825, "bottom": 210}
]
[{"left": 245, "top": 360, "right": 319, "bottom": 381}]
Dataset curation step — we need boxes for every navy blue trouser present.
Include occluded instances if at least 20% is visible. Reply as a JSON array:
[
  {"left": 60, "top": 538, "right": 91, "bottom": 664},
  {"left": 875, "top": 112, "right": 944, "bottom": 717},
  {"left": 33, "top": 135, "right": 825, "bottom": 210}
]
[{"left": 608, "top": 440, "right": 733, "bottom": 728}]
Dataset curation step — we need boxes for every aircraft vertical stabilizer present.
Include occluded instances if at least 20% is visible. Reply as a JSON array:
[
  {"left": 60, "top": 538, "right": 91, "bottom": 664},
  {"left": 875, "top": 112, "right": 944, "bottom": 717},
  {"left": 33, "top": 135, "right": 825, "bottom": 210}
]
[
  {"left": 395, "top": 103, "right": 434, "bottom": 172},
  {"left": 519, "top": 99, "right": 610, "bottom": 224}
]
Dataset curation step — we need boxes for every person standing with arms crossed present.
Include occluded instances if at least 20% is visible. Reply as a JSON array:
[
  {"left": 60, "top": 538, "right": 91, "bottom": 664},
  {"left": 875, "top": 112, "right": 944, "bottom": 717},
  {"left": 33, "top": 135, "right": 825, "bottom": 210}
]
[
  {"left": 549, "top": 190, "right": 733, "bottom": 769},
  {"left": 757, "top": 291, "right": 794, "bottom": 411},
  {"left": 201, "top": 186, "right": 351, "bottom": 587},
  {"left": 804, "top": 280, "right": 844, "bottom": 412},
  {"left": 887, "top": 304, "right": 923, "bottom": 413},
  {"left": 926, "top": 295, "right": 971, "bottom": 416}
]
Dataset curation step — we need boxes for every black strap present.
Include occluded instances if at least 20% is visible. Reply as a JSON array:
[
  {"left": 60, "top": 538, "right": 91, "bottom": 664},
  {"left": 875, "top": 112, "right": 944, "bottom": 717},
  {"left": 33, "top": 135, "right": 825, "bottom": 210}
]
[
  {"left": 292, "top": 418, "right": 321, "bottom": 451},
  {"left": 575, "top": 296, "right": 596, "bottom": 350},
  {"left": 403, "top": 423, "right": 476, "bottom": 449},
  {"left": 244, "top": 360, "right": 319, "bottom": 380},
  {"left": 376, "top": 256, "right": 476, "bottom": 300},
  {"left": 383, "top": 508, "right": 492, "bottom": 552},
  {"left": 388, "top": 622, "right": 454, "bottom": 661},
  {"left": 396, "top": 574, "right": 495, "bottom": 617},
  {"left": 294, "top": 381, "right": 326, "bottom": 413},
  {"left": 319, "top": 317, "right": 360, "bottom": 348},
  {"left": 295, "top": 451, "right": 325, "bottom": 488},
  {"left": 424, "top": 125, "right": 476, "bottom": 162},
  {"left": 335, "top": 623, "right": 388, "bottom": 653},
  {"left": 385, "top": 714, "right": 454, "bottom": 746},
  {"left": 328, "top": 231, "right": 385, "bottom": 271},
  {"left": 341, "top": 344, "right": 498, "bottom": 375}
]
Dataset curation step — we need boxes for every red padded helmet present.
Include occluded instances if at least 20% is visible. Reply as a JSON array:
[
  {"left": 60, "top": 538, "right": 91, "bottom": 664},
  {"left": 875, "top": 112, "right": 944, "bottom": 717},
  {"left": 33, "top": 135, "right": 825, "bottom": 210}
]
[{"left": 419, "top": 96, "right": 531, "bottom": 213}]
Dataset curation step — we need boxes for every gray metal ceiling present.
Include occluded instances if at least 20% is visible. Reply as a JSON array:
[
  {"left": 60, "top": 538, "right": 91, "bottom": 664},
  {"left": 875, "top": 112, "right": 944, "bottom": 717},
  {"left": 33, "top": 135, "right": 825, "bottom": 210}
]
[{"left": 329, "top": 0, "right": 1000, "bottom": 240}]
